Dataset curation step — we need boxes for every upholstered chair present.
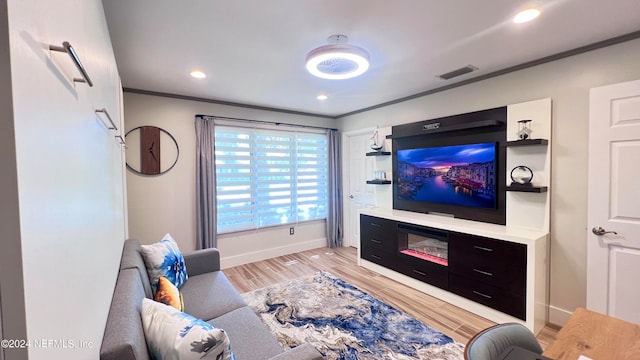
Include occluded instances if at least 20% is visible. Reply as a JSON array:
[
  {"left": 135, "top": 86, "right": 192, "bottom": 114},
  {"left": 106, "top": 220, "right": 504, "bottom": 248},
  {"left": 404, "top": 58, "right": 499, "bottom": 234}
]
[{"left": 464, "top": 322, "right": 543, "bottom": 360}]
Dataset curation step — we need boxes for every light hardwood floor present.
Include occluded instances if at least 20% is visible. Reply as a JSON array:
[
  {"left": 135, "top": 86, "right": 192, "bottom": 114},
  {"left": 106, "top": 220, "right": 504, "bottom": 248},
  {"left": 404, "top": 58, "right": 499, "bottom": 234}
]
[{"left": 224, "top": 246, "right": 560, "bottom": 350}]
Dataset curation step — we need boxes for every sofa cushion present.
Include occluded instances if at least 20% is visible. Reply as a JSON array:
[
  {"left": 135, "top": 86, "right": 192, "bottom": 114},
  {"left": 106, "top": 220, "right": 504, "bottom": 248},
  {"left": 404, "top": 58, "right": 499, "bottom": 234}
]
[
  {"left": 209, "top": 307, "right": 284, "bottom": 360},
  {"left": 181, "top": 271, "right": 247, "bottom": 321},
  {"left": 154, "top": 276, "right": 184, "bottom": 311},
  {"left": 141, "top": 299, "right": 236, "bottom": 360},
  {"left": 100, "top": 269, "right": 150, "bottom": 360},
  {"left": 120, "top": 239, "right": 153, "bottom": 298},
  {"left": 140, "top": 234, "right": 189, "bottom": 294}
]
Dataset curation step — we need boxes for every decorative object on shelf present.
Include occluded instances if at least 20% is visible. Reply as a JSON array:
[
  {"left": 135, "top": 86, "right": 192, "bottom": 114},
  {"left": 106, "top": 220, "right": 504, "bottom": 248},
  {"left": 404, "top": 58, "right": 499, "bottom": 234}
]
[
  {"left": 125, "top": 126, "right": 179, "bottom": 175},
  {"left": 516, "top": 119, "right": 533, "bottom": 140},
  {"left": 370, "top": 128, "right": 384, "bottom": 151},
  {"left": 510, "top": 165, "right": 533, "bottom": 186},
  {"left": 372, "top": 170, "right": 386, "bottom": 180}
]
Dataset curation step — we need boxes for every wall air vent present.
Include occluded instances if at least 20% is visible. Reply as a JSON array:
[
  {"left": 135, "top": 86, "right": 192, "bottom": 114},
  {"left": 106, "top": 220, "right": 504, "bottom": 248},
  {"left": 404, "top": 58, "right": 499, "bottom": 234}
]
[{"left": 437, "top": 65, "right": 478, "bottom": 80}]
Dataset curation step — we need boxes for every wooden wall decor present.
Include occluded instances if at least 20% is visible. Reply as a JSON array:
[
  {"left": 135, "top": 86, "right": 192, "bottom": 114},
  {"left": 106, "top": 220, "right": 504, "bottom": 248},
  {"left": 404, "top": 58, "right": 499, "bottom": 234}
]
[
  {"left": 140, "top": 126, "right": 161, "bottom": 175},
  {"left": 125, "top": 126, "right": 179, "bottom": 176}
]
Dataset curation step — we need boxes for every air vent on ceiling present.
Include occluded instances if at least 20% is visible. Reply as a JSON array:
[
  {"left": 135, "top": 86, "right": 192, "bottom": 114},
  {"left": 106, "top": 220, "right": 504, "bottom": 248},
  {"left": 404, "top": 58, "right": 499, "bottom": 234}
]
[{"left": 437, "top": 65, "right": 478, "bottom": 80}]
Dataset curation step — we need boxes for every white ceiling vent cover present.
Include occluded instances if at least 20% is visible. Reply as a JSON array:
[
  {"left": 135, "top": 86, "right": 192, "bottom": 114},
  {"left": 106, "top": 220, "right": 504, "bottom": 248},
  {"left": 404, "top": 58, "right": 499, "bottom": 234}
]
[{"left": 306, "top": 35, "right": 370, "bottom": 80}]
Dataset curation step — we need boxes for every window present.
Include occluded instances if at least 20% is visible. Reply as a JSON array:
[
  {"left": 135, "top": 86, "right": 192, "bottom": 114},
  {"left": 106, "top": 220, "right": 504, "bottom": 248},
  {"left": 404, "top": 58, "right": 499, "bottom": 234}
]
[{"left": 214, "top": 125, "right": 328, "bottom": 233}]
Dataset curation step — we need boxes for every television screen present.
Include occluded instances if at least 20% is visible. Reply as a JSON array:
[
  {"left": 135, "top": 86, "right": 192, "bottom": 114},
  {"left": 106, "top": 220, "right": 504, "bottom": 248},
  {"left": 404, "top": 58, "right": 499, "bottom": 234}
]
[{"left": 396, "top": 142, "right": 497, "bottom": 209}]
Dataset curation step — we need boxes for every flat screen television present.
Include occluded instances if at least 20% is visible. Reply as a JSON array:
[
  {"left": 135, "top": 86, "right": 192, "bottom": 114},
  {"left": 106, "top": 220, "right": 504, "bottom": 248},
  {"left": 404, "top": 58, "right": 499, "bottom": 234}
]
[{"left": 396, "top": 142, "right": 497, "bottom": 209}]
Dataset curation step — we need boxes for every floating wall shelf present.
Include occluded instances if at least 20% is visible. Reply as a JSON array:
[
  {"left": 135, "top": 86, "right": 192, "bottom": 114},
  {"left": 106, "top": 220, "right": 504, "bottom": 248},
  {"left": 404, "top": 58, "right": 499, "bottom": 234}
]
[
  {"left": 506, "top": 185, "right": 548, "bottom": 193},
  {"left": 506, "top": 139, "right": 548, "bottom": 147},
  {"left": 366, "top": 180, "right": 392, "bottom": 185},
  {"left": 366, "top": 151, "right": 391, "bottom": 156}
]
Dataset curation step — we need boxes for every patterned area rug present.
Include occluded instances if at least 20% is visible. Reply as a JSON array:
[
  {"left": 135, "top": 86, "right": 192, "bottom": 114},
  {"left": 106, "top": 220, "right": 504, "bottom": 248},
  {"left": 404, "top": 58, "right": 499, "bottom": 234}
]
[{"left": 242, "top": 271, "right": 464, "bottom": 360}]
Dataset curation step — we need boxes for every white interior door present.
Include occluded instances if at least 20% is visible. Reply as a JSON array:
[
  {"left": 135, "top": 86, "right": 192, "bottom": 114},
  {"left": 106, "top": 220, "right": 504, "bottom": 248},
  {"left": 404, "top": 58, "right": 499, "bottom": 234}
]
[
  {"left": 587, "top": 79, "right": 640, "bottom": 324},
  {"left": 343, "top": 130, "right": 376, "bottom": 248}
]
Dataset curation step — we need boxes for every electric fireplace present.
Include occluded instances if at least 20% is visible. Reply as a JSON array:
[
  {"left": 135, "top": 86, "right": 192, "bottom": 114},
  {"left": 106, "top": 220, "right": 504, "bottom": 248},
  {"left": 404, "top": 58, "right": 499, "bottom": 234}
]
[{"left": 397, "top": 224, "right": 448, "bottom": 266}]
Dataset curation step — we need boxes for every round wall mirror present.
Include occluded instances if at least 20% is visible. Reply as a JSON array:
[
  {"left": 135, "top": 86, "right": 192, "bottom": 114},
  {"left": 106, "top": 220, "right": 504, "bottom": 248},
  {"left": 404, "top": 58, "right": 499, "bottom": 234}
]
[{"left": 125, "top": 126, "right": 179, "bottom": 175}]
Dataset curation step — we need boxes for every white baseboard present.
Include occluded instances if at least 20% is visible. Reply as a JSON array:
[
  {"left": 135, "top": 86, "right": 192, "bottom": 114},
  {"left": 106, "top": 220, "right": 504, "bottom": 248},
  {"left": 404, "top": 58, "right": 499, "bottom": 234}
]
[
  {"left": 220, "top": 238, "right": 326, "bottom": 269},
  {"left": 548, "top": 304, "right": 573, "bottom": 327}
]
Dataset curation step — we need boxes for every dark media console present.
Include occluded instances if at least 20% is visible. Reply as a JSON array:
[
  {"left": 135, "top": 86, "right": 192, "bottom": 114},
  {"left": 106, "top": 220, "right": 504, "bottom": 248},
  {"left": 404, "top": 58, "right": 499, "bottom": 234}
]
[
  {"left": 358, "top": 208, "right": 548, "bottom": 333},
  {"left": 360, "top": 214, "right": 527, "bottom": 319},
  {"left": 358, "top": 99, "right": 551, "bottom": 332}
]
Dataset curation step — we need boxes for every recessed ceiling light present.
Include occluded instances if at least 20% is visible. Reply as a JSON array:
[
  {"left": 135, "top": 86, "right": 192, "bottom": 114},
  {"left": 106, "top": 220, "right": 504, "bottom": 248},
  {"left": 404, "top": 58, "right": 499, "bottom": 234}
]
[
  {"left": 317, "top": 94, "right": 328, "bottom": 101},
  {"left": 306, "top": 35, "right": 370, "bottom": 80},
  {"left": 190, "top": 70, "right": 207, "bottom": 79},
  {"left": 513, "top": 8, "right": 541, "bottom": 24}
]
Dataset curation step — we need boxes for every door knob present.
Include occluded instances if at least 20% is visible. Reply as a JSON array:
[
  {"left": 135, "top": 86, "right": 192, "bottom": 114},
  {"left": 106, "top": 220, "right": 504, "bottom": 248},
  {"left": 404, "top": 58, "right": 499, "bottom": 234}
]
[
  {"left": 592, "top": 226, "right": 618, "bottom": 236},
  {"left": 349, "top": 195, "right": 354, "bottom": 199}
]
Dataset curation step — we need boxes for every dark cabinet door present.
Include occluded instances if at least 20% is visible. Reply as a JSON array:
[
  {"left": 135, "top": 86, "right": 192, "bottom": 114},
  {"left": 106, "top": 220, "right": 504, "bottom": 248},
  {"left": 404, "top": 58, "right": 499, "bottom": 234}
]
[
  {"left": 360, "top": 246, "right": 394, "bottom": 268},
  {"left": 360, "top": 215, "right": 396, "bottom": 253},
  {"left": 449, "top": 274, "right": 525, "bottom": 320},
  {"left": 396, "top": 254, "right": 449, "bottom": 290},
  {"left": 359, "top": 215, "right": 530, "bottom": 321},
  {"left": 449, "top": 232, "right": 526, "bottom": 296}
]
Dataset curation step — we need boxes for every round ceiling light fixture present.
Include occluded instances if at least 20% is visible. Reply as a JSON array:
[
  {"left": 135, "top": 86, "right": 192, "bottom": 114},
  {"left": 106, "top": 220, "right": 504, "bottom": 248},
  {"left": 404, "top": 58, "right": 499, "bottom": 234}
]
[
  {"left": 513, "top": 8, "right": 541, "bottom": 23},
  {"left": 190, "top": 70, "right": 207, "bottom": 79},
  {"left": 305, "top": 35, "right": 370, "bottom": 80}
]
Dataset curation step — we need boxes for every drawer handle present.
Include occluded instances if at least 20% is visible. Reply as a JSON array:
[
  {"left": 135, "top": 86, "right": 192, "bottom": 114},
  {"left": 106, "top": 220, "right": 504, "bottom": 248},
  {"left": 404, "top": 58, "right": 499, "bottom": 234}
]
[
  {"left": 473, "top": 245, "right": 494, "bottom": 252},
  {"left": 370, "top": 239, "right": 382, "bottom": 244},
  {"left": 473, "top": 269, "right": 494, "bottom": 277},
  {"left": 473, "top": 290, "right": 493, "bottom": 299},
  {"left": 371, "top": 254, "right": 382, "bottom": 260},
  {"left": 413, "top": 270, "right": 427, "bottom": 276},
  {"left": 370, "top": 222, "right": 382, "bottom": 227}
]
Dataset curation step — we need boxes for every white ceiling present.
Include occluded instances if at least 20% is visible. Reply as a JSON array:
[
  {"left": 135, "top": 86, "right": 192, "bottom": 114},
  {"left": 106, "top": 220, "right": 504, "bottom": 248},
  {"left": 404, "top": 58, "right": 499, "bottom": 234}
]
[{"left": 102, "top": 0, "right": 640, "bottom": 118}]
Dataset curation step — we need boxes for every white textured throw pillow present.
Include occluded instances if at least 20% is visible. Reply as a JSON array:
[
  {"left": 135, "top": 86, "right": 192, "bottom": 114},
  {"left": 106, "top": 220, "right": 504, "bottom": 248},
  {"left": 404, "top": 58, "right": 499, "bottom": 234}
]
[
  {"left": 141, "top": 298, "right": 236, "bottom": 360},
  {"left": 140, "top": 233, "right": 188, "bottom": 293}
]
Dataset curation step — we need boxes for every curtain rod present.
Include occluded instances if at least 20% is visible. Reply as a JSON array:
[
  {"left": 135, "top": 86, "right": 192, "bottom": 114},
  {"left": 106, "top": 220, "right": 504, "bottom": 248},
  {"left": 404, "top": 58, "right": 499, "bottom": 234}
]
[{"left": 196, "top": 114, "right": 338, "bottom": 131}]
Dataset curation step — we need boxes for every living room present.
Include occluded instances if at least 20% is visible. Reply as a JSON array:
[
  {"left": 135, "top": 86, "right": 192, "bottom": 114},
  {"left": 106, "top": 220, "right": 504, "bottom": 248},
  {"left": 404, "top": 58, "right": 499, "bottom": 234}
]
[{"left": 2, "top": 1, "right": 640, "bottom": 359}]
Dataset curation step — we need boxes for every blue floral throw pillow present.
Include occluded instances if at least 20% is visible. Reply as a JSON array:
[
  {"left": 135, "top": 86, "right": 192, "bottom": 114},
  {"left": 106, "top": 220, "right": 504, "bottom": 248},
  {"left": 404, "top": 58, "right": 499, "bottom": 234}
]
[
  {"left": 141, "top": 299, "right": 236, "bottom": 360},
  {"left": 140, "top": 233, "right": 188, "bottom": 294}
]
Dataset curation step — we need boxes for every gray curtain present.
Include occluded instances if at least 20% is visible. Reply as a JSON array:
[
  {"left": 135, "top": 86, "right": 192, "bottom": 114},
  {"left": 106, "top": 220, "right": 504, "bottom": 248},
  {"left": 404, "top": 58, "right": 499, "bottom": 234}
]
[
  {"left": 326, "top": 129, "right": 343, "bottom": 248},
  {"left": 195, "top": 115, "right": 217, "bottom": 249}
]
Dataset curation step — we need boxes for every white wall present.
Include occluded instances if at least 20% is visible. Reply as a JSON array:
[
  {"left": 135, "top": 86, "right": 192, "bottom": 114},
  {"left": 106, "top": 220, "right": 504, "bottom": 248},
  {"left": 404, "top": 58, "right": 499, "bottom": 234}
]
[
  {"left": 0, "top": 1, "right": 27, "bottom": 358},
  {"left": 338, "top": 38, "right": 640, "bottom": 325},
  {"left": 4, "top": 0, "right": 125, "bottom": 359},
  {"left": 124, "top": 93, "right": 338, "bottom": 267}
]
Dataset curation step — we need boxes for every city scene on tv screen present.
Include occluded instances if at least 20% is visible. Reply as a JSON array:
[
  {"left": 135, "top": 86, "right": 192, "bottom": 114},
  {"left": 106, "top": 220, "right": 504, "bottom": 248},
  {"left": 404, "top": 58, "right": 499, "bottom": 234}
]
[{"left": 397, "top": 142, "right": 496, "bottom": 208}]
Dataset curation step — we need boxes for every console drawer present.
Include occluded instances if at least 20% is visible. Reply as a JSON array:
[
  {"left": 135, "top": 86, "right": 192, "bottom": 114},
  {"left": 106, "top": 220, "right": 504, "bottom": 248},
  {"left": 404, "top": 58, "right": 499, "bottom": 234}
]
[
  {"left": 449, "top": 232, "right": 526, "bottom": 295},
  {"left": 449, "top": 232, "right": 526, "bottom": 267},
  {"left": 449, "top": 274, "right": 525, "bottom": 320},
  {"left": 450, "top": 264, "right": 525, "bottom": 295},
  {"left": 360, "top": 214, "right": 396, "bottom": 253},
  {"left": 360, "top": 246, "right": 393, "bottom": 268},
  {"left": 396, "top": 257, "right": 448, "bottom": 290}
]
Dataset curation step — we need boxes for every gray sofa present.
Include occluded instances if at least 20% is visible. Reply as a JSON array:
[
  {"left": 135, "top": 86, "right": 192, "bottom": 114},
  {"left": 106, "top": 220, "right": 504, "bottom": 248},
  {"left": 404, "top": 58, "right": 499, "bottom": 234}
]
[{"left": 100, "top": 239, "right": 323, "bottom": 360}]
